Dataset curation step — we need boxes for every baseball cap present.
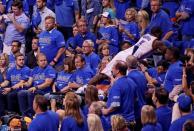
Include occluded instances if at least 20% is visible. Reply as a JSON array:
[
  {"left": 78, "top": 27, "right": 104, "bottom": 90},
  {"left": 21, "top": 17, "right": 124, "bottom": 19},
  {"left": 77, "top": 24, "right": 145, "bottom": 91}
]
[
  {"left": 101, "top": 12, "right": 111, "bottom": 19},
  {"left": 177, "top": 94, "right": 192, "bottom": 111}
]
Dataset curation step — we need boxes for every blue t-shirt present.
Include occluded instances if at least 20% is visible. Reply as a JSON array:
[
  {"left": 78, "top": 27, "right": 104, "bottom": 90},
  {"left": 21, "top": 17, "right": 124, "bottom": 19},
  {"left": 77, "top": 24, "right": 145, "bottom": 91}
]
[
  {"left": 8, "top": 53, "right": 16, "bottom": 69},
  {"left": 39, "top": 29, "right": 66, "bottom": 63},
  {"left": 146, "top": 9, "right": 172, "bottom": 38},
  {"left": 55, "top": 71, "right": 72, "bottom": 91},
  {"left": 156, "top": 106, "right": 172, "bottom": 131},
  {"left": 177, "top": 0, "right": 194, "bottom": 36},
  {"left": 162, "top": 1, "right": 179, "bottom": 18},
  {"left": 114, "top": 0, "right": 131, "bottom": 20},
  {"left": 29, "top": 110, "right": 59, "bottom": 131},
  {"left": 53, "top": 0, "right": 79, "bottom": 27},
  {"left": 107, "top": 76, "right": 135, "bottom": 122},
  {"left": 169, "top": 113, "right": 194, "bottom": 131},
  {"left": 31, "top": 65, "right": 56, "bottom": 94},
  {"left": 74, "top": 32, "right": 97, "bottom": 49},
  {"left": 83, "top": 52, "right": 100, "bottom": 74},
  {"left": 141, "top": 123, "right": 163, "bottom": 131},
  {"left": 127, "top": 70, "right": 147, "bottom": 119},
  {"left": 69, "top": 66, "right": 94, "bottom": 85},
  {"left": 98, "top": 25, "right": 119, "bottom": 55},
  {"left": 60, "top": 116, "right": 88, "bottom": 131},
  {"left": 121, "top": 21, "right": 139, "bottom": 45},
  {"left": 6, "top": 66, "right": 31, "bottom": 90},
  {"left": 164, "top": 61, "right": 183, "bottom": 93},
  {"left": 148, "top": 67, "right": 166, "bottom": 86},
  {"left": 100, "top": 116, "right": 110, "bottom": 131}
]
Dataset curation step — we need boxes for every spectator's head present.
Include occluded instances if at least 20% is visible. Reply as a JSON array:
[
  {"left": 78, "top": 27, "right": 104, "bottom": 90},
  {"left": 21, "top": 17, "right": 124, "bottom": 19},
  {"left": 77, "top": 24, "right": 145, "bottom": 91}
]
[
  {"left": 150, "top": 26, "right": 163, "bottom": 39},
  {"left": 156, "top": 60, "right": 169, "bottom": 74},
  {"left": 125, "top": 8, "right": 137, "bottom": 22},
  {"left": 45, "top": 16, "right": 55, "bottom": 31},
  {"left": 141, "top": 105, "right": 157, "bottom": 125},
  {"left": 98, "top": 56, "right": 111, "bottom": 73},
  {"left": 177, "top": 94, "right": 192, "bottom": 113},
  {"left": 82, "top": 40, "right": 94, "bottom": 55},
  {"left": 101, "top": 12, "right": 112, "bottom": 25},
  {"left": 85, "top": 85, "right": 99, "bottom": 106},
  {"left": 0, "top": 53, "right": 9, "bottom": 67},
  {"left": 36, "top": 0, "right": 46, "bottom": 10},
  {"left": 126, "top": 55, "right": 138, "bottom": 70},
  {"left": 37, "top": 53, "right": 48, "bottom": 68},
  {"left": 102, "top": 0, "right": 112, "bottom": 8},
  {"left": 152, "top": 88, "right": 169, "bottom": 107},
  {"left": 32, "top": 36, "right": 39, "bottom": 52},
  {"left": 89, "top": 101, "right": 103, "bottom": 116},
  {"left": 183, "top": 120, "right": 194, "bottom": 131},
  {"left": 120, "top": 41, "right": 132, "bottom": 51},
  {"left": 150, "top": 0, "right": 161, "bottom": 13},
  {"left": 15, "top": 53, "right": 25, "bottom": 68},
  {"left": 11, "top": 0, "right": 23, "bottom": 16},
  {"left": 111, "top": 115, "right": 128, "bottom": 131},
  {"left": 137, "top": 10, "right": 150, "bottom": 31},
  {"left": 87, "top": 114, "right": 104, "bottom": 131},
  {"left": 33, "top": 95, "right": 48, "bottom": 113},
  {"left": 98, "top": 44, "right": 110, "bottom": 57},
  {"left": 11, "top": 40, "right": 21, "bottom": 54},
  {"left": 63, "top": 92, "right": 83, "bottom": 125},
  {"left": 72, "top": 24, "right": 78, "bottom": 36},
  {"left": 112, "top": 61, "right": 128, "bottom": 77},
  {"left": 63, "top": 57, "right": 75, "bottom": 73},
  {"left": 77, "top": 18, "right": 87, "bottom": 34},
  {"left": 165, "top": 47, "right": 180, "bottom": 62},
  {"left": 74, "top": 54, "right": 85, "bottom": 69}
]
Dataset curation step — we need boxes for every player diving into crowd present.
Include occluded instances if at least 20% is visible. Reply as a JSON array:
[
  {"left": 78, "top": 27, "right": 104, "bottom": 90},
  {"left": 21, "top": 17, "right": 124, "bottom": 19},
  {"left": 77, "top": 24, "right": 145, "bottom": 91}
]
[{"left": 101, "top": 27, "right": 167, "bottom": 77}]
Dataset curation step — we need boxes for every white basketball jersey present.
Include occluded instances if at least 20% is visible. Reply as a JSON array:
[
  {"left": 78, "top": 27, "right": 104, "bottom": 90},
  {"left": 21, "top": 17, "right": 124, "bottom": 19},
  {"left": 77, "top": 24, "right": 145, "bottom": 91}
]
[{"left": 101, "top": 34, "right": 157, "bottom": 77}]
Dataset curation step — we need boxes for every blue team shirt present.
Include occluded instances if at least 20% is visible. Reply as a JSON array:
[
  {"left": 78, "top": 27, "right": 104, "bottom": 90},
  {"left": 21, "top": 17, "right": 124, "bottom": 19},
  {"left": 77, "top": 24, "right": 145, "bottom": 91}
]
[
  {"left": 60, "top": 116, "right": 88, "bottom": 131},
  {"left": 74, "top": 32, "right": 97, "bottom": 49},
  {"left": 98, "top": 25, "right": 119, "bottom": 55},
  {"left": 29, "top": 110, "right": 59, "bottom": 131},
  {"left": 8, "top": 53, "right": 16, "bottom": 69},
  {"left": 164, "top": 61, "right": 183, "bottom": 93},
  {"left": 55, "top": 71, "right": 72, "bottom": 91},
  {"left": 141, "top": 123, "right": 163, "bottom": 131},
  {"left": 6, "top": 66, "right": 31, "bottom": 89},
  {"left": 100, "top": 116, "right": 110, "bottom": 131},
  {"left": 31, "top": 65, "right": 56, "bottom": 94},
  {"left": 177, "top": 0, "right": 194, "bottom": 35},
  {"left": 162, "top": 1, "right": 179, "bottom": 18},
  {"left": 146, "top": 9, "right": 172, "bottom": 38},
  {"left": 107, "top": 76, "right": 135, "bottom": 122},
  {"left": 148, "top": 67, "right": 166, "bottom": 86},
  {"left": 121, "top": 21, "right": 139, "bottom": 45},
  {"left": 39, "top": 29, "right": 66, "bottom": 63},
  {"left": 156, "top": 105, "right": 172, "bottom": 131},
  {"left": 83, "top": 52, "right": 100, "bottom": 74},
  {"left": 69, "top": 66, "right": 94, "bottom": 85},
  {"left": 127, "top": 70, "right": 147, "bottom": 119},
  {"left": 169, "top": 113, "right": 194, "bottom": 131},
  {"left": 114, "top": 0, "right": 131, "bottom": 20}
]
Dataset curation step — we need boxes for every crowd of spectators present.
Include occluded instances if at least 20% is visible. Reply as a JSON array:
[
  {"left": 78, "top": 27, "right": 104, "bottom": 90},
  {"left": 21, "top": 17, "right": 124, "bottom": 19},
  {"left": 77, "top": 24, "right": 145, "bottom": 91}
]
[{"left": 0, "top": 0, "right": 194, "bottom": 131}]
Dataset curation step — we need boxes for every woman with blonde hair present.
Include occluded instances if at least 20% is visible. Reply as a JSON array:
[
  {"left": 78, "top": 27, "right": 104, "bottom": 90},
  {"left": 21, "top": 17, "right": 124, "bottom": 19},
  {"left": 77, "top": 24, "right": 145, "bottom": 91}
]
[
  {"left": 111, "top": 115, "right": 128, "bottom": 131},
  {"left": 0, "top": 53, "right": 9, "bottom": 81},
  {"left": 61, "top": 92, "right": 88, "bottom": 131},
  {"left": 141, "top": 105, "right": 162, "bottom": 131},
  {"left": 137, "top": 10, "right": 150, "bottom": 36},
  {"left": 87, "top": 114, "right": 104, "bottom": 131}
]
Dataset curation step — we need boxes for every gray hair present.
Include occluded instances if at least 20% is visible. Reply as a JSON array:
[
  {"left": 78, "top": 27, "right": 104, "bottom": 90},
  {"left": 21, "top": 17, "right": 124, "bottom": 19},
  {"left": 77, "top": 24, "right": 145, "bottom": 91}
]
[
  {"left": 126, "top": 55, "right": 138, "bottom": 69},
  {"left": 83, "top": 39, "right": 94, "bottom": 47}
]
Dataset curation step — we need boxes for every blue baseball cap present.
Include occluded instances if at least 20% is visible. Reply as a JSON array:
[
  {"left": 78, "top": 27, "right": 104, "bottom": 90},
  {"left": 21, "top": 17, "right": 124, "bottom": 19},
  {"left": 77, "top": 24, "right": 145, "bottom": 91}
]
[{"left": 177, "top": 94, "right": 192, "bottom": 110}]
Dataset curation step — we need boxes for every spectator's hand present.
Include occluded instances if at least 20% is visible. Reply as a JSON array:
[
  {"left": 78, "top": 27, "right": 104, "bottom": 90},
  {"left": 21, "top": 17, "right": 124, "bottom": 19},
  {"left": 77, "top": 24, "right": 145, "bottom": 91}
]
[
  {"left": 2, "top": 88, "right": 11, "bottom": 95},
  {"left": 75, "top": 47, "right": 82, "bottom": 53},
  {"left": 33, "top": 27, "right": 42, "bottom": 34},
  {"left": 96, "top": 39, "right": 102, "bottom": 44},
  {"left": 139, "top": 64, "right": 147, "bottom": 72},
  {"left": 177, "top": 12, "right": 189, "bottom": 22},
  {"left": 60, "top": 86, "right": 70, "bottom": 93},
  {"left": 7, "top": 13, "right": 15, "bottom": 22},
  {"left": 50, "top": 61, "right": 56, "bottom": 66},
  {"left": 28, "top": 87, "right": 36, "bottom": 93},
  {"left": 68, "top": 82, "right": 79, "bottom": 89}
]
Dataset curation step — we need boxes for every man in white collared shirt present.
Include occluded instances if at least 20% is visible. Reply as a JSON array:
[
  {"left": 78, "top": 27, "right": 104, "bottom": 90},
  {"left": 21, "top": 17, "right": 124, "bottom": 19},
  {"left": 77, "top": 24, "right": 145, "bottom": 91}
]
[{"left": 32, "top": 0, "right": 55, "bottom": 34}]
